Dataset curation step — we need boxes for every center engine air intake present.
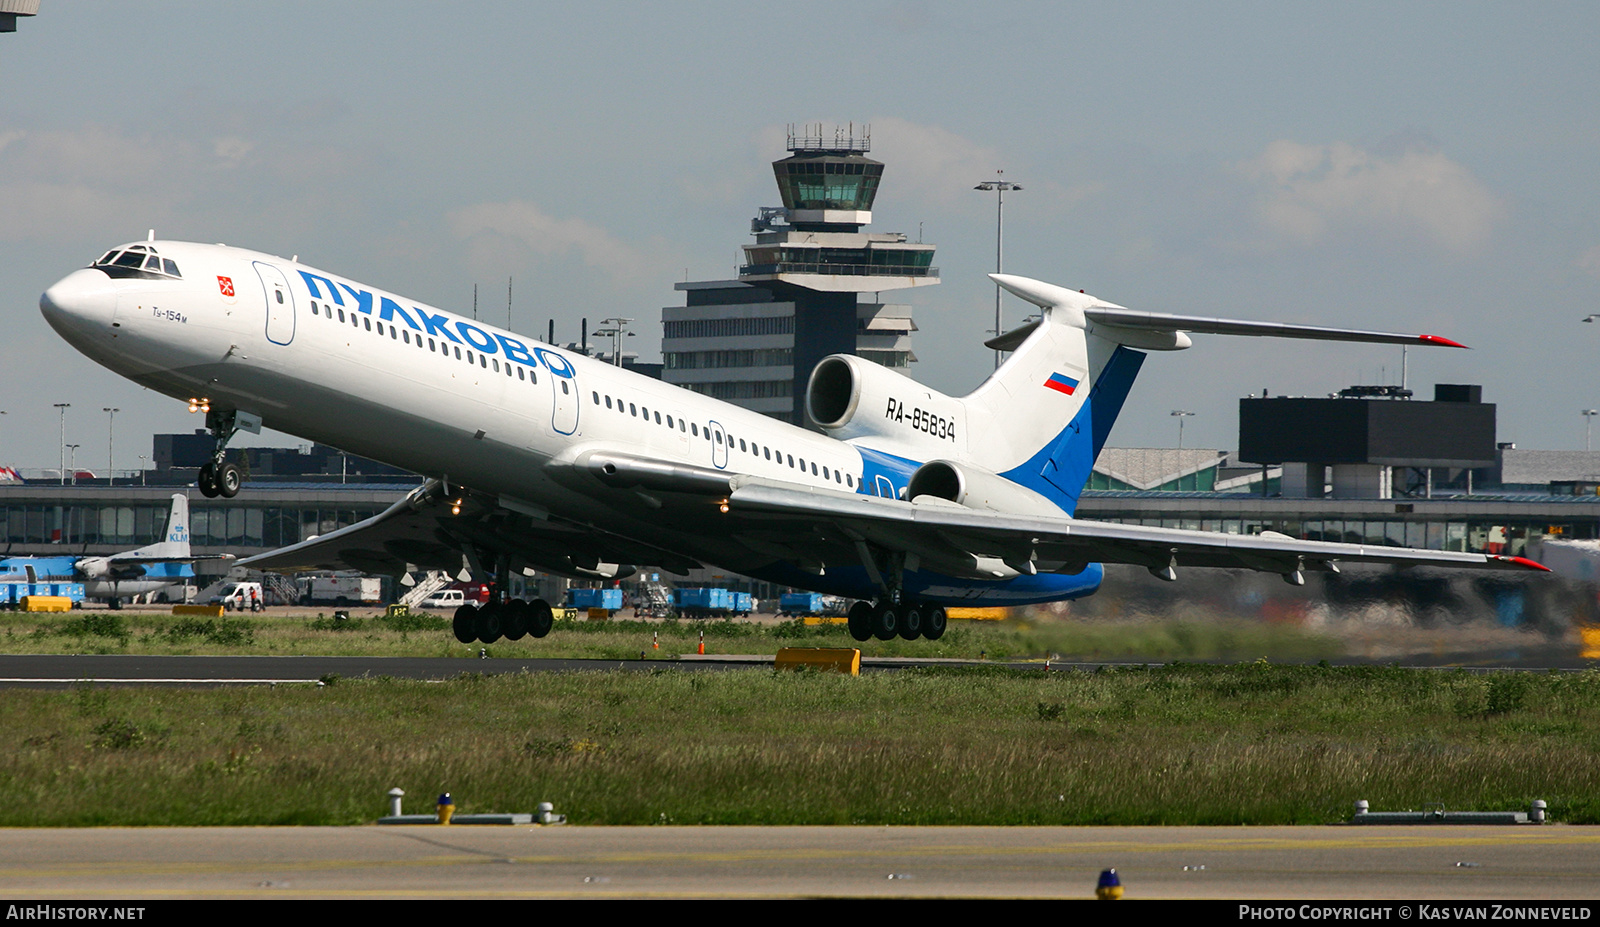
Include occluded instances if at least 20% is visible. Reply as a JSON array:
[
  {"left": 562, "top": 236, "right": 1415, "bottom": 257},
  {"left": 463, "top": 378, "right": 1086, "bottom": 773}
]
[{"left": 805, "top": 354, "right": 967, "bottom": 450}]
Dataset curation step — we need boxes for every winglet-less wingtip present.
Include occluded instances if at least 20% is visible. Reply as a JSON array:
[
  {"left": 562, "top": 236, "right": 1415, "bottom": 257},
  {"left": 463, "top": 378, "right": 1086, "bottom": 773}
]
[
  {"left": 1497, "top": 555, "right": 1552, "bottom": 572},
  {"left": 1418, "top": 334, "right": 1469, "bottom": 349}
]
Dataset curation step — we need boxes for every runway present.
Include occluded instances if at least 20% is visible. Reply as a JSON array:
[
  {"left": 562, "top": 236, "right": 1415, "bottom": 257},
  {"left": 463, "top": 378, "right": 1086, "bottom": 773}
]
[
  {"left": 0, "top": 650, "right": 1591, "bottom": 688},
  {"left": 0, "top": 825, "right": 1595, "bottom": 899}
]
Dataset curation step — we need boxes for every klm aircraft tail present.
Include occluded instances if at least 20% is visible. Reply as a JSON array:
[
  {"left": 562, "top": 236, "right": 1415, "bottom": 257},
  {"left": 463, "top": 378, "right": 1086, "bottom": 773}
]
[
  {"left": 961, "top": 274, "right": 1467, "bottom": 516},
  {"left": 121, "top": 494, "right": 192, "bottom": 560}
]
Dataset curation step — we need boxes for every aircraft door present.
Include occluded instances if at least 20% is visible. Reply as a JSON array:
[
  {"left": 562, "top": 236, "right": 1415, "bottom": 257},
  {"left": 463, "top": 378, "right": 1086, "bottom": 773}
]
[
  {"left": 709, "top": 420, "right": 728, "bottom": 469},
  {"left": 254, "top": 262, "right": 296, "bottom": 346},
  {"left": 536, "top": 348, "right": 579, "bottom": 435}
]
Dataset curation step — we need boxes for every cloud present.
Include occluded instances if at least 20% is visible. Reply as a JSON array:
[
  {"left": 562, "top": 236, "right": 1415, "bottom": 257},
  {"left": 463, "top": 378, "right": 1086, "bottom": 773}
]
[
  {"left": 211, "top": 136, "right": 254, "bottom": 168},
  {"left": 1577, "top": 245, "right": 1600, "bottom": 279},
  {"left": 1238, "top": 139, "right": 1505, "bottom": 252},
  {"left": 0, "top": 119, "right": 367, "bottom": 244},
  {"left": 865, "top": 117, "right": 1008, "bottom": 209},
  {"left": 448, "top": 200, "right": 666, "bottom": 281}
]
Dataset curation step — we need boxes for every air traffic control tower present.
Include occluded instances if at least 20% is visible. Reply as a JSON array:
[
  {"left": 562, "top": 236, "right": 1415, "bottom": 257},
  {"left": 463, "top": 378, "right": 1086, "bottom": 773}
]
[{"left": 665, "top": 125, "right": 938, "bottom": 424}]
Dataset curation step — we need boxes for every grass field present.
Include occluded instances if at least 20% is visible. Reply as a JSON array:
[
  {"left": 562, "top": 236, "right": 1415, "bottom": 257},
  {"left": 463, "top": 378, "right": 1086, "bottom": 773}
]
[
  {"left": 2, "top": 662, "right": 1597, "bottom": 827},
  {"left": 0, "top": 607, "right": 1351, "bottom": 662}
]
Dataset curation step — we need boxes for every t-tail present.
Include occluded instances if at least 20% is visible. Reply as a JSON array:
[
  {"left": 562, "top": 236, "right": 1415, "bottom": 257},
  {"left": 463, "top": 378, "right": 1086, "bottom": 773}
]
[{"left": 958, "top": 274, "right": 1467, "bottom": 516}]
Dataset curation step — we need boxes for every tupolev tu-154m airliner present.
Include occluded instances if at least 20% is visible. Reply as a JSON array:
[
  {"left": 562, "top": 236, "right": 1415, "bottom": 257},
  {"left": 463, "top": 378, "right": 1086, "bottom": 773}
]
[{"left": 39, "top": 238, "right": 1548, "bottom": 644}]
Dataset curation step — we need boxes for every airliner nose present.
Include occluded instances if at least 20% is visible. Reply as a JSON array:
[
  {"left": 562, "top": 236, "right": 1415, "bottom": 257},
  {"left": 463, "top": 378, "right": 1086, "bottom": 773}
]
[{"left": 40, "top": 268, "right": 117, "bottom": 330}]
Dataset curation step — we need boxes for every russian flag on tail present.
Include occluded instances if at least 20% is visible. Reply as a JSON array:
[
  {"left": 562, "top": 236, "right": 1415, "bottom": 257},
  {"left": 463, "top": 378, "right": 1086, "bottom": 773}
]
[{"left": 1043, "top": 372, "right": 1080, "bottom": 395}]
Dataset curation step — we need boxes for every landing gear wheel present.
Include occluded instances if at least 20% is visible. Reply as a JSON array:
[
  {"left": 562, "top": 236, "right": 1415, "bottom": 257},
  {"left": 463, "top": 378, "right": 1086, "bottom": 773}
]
[
  {"left": 924, "top": 606, "right": 948, "bottom": 641},
  {"left": 501, "top": 599, "right": 529, "bottom": 641},
  {"left": 871, "top": 601, "right": 899, "bottom": 641},
  {"left": 216, "top": 461, "right": 243, "bottom": 498},
  {"left": 528, "top": 599, "right": 555, "bottom": 638},
  {"left": 452, "top": 604, "right": 476, "bottom": 643},
  {"left": 898, "top": 604, "right": 924, "bottom": 640},
  {"left": 847, "top": 600, "right": 873, "bottom": 643},
  {"left": 197, "top": 463, "right": 219, "bottom": 498},
  {"left": 474, "top": 602, "right": 502, "bottom": 643}
]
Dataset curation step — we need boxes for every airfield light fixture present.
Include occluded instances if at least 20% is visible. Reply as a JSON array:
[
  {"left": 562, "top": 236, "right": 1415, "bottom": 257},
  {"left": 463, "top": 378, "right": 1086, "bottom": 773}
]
[
  {"left": 1171, "top": 410, "right": 1195, "bottom": 449},
  {"left": 974, "top": 171, "right": 1023, "bottom": 370}
]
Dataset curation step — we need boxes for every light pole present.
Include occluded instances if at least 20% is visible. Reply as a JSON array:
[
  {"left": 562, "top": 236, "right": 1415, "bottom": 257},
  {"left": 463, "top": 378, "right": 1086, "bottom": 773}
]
[
  {"left": 137, "top": 455, "right": 147, "bottom": 486},
  {"left": 1585, "top": 409, "right": 1598, "bottom": 452},
  {"left": 596, "top": 317, "right": 634, "bottom": 366},
  {"left": 1171, "top": 410, "right": 1195, "bottom": 449},
  {"left": 53, "top": 403, "right": 69, "bottom": 485},
  {"left": 65, "top": 444, "right": 79, "bottom": 485},
  {"left": 103, "top": 407, "right": 119, "bottom": 486},
  {"left": 974, "top": 171, "right": 1022, "bottom": 369}
]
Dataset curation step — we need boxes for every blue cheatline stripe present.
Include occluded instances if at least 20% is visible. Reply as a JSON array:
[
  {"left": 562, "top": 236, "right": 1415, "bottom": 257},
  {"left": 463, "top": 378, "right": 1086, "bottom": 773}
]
[
  {"left": 855, "top": 445, "right": 921, "bottom": 499},
  {"left": 745, "top": 561, "right": 1104, "bottom": 606},
  {"left": 1001, "top": 345, "right": 1147, "bottom": 515}
]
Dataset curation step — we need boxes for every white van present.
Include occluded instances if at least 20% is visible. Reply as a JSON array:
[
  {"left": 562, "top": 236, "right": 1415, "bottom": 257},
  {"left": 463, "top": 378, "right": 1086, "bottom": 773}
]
[
  {"left": 210, "top": 582, "right": 265, "bottom": 612},
  {"left": 421, "top": 589, "right": 466, "bottom": 610}
]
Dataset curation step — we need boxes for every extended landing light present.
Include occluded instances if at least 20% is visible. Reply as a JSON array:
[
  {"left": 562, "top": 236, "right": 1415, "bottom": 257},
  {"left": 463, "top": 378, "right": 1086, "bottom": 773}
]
[{"left": 187, "top": 397, "right": 211, "bottom": 414}]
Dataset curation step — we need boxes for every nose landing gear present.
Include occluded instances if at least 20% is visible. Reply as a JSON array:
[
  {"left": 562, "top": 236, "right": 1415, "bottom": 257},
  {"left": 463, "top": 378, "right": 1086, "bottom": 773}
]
[{"left": 195, "top": 408, "right": 244, "bottom": 499}]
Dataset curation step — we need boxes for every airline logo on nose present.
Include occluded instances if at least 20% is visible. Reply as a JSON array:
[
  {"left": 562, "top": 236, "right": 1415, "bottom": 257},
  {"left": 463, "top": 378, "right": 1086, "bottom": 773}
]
[{"left": 1043, "top": 372, "right": 1080, "bottom": 395}]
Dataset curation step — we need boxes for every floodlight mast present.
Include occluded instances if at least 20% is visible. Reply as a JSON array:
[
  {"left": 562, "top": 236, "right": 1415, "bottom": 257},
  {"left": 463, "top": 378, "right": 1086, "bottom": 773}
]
[{"left": 974, "top": 172, "right": 1022, "bottom": 369}]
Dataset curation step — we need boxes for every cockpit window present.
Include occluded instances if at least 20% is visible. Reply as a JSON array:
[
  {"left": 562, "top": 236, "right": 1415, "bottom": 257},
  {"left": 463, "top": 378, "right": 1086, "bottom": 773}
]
[{"left": 92, "top": 245, "right": 182, "bottom": 280}]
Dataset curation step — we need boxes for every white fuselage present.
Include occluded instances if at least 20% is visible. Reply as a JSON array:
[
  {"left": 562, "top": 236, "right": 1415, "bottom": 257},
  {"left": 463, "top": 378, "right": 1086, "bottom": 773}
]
[{"left": 40, "top": 241, "right": 915, "bottom": 577}]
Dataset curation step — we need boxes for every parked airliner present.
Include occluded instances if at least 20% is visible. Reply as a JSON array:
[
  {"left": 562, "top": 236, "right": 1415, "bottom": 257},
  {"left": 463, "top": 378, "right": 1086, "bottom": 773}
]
[
  {"left": 39, "top": 238, "right": 1546, "bottom": 643},
  {"left": 0, "top": 493, "right": 224, "bottom": 606}
]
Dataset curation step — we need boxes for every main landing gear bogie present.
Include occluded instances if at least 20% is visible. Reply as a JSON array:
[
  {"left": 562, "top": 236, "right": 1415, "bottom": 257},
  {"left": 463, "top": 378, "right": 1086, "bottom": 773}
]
[
  {"left": 453, "top": 598, "right": 556, "bottom": 645},
  {"left": 847, "top": 599, "right": 947, "bottom": 643}
]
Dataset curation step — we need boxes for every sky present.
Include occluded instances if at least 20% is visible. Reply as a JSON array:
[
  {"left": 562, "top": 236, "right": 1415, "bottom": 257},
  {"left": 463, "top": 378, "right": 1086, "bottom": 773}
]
[{"left": 2, "top": 2, "right": 1598, "bottom": 473}]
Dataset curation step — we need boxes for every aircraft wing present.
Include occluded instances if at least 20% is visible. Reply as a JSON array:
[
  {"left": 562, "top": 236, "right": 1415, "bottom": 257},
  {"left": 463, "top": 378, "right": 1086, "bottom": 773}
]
[
  {"left": 723, "top": 480, "right": 1548, "bottom": 581},
  {"left": 239, "top": 478, "right": 695, "bottom": 579}
]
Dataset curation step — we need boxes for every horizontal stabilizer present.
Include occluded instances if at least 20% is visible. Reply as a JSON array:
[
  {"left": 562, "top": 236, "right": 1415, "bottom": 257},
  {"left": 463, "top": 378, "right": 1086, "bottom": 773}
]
[
  {"left": 990, "top": 274, "right": 1467, "bottom": 348},
  {"left": 1081, "top": 306, "right": 1468, "bottom": 349}
]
